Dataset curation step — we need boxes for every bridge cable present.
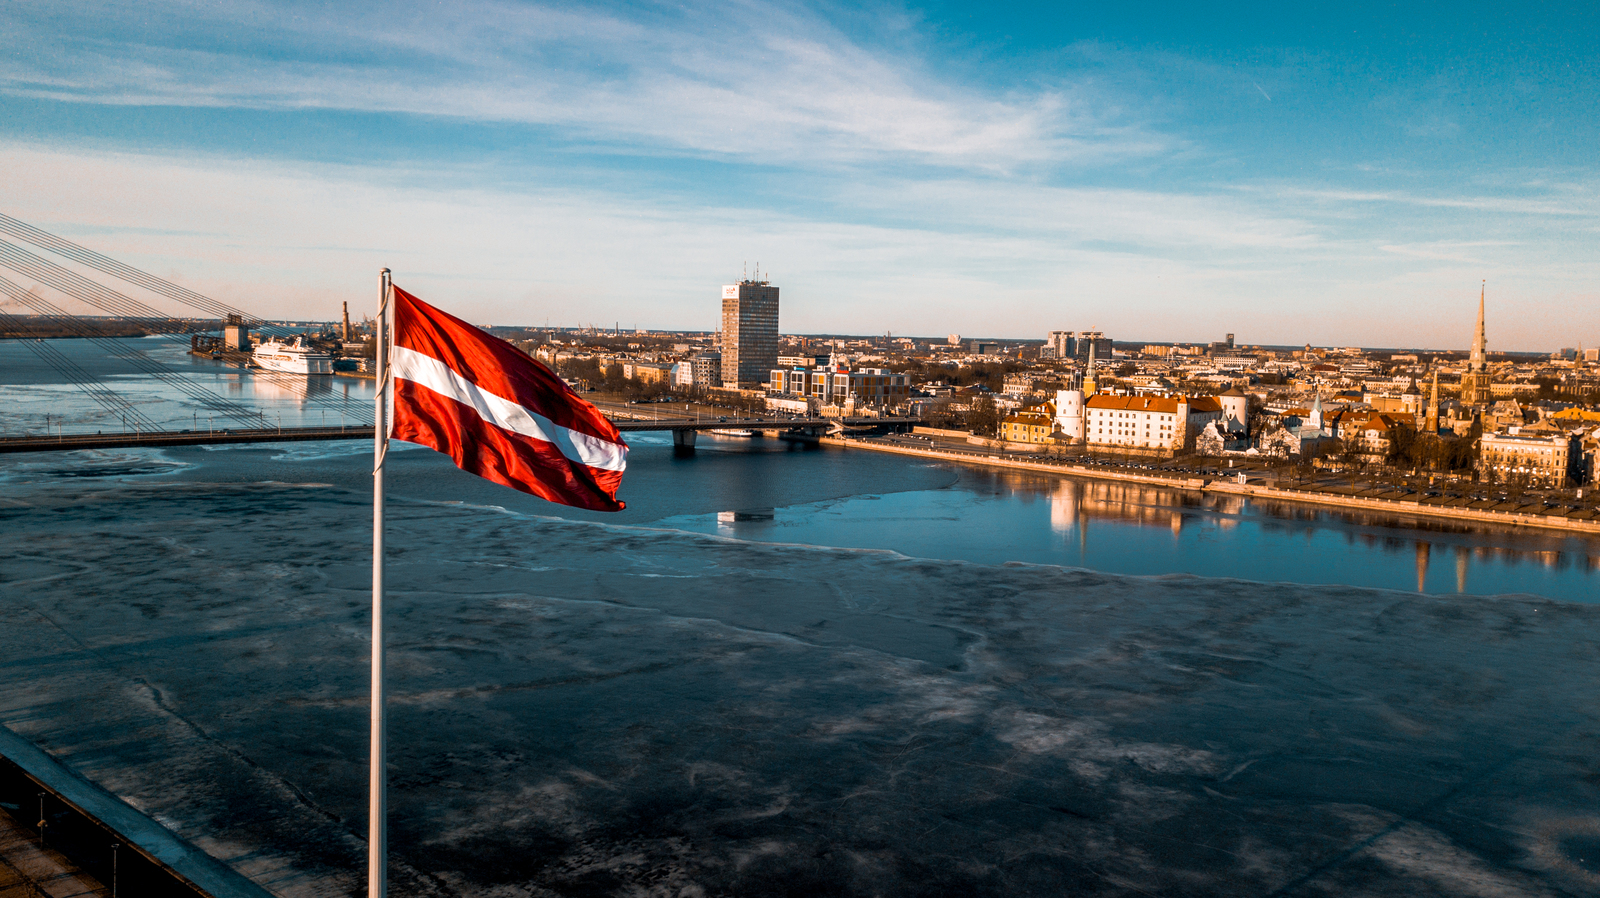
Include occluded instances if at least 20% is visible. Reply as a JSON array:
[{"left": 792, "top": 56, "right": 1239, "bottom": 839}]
[
  {"left": 0, "top": 240, "right": 373, "bottom": 420},
  {"left": 0, "top": 238, "right": 370, "bottom": 416},
  {"left": 0, "top": 275, "right": 286, "bottom": 428},
  {"left": 0, "top": 310, "right": 166, "bottom": 432},
  {"left": 0, "top": 212, "right": 281, "bottom": 329},
  {"left": 0, "top": 280, "right": 268, "bottom": 428}
]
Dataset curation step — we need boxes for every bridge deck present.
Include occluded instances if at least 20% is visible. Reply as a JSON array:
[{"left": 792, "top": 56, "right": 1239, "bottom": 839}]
[{"left": 0, "top": 418, "right": 917, "bottom": 454}]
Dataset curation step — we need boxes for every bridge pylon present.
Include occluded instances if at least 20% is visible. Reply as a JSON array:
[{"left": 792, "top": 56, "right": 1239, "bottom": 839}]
[{"left": 672, "top": 428, "right": 697, "bottom": 456}]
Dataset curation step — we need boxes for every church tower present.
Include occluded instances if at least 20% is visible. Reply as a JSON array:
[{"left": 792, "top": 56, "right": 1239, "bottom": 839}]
[
  {"left": 1470, "top": 281, "right": 1487, "bottom": 371},
  {"left": 1054, "top": 388, "right": 1084, "bottom": 441},
  {"left": 1460, "top": 281, "right": 1493, "bottom": 406},
  {"left": 1425, "top": 369, "right": 1440, "bottom": 433}
]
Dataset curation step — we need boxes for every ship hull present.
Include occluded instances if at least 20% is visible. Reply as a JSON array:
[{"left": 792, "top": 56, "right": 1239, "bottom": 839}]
[{"left": 252, "top": 343, "right": 334, "bottom": 374}]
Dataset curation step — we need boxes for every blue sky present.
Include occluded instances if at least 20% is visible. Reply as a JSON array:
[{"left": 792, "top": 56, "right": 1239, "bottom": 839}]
[{"left": 1, "top": 1, "right": 1595, "bottom": 349}]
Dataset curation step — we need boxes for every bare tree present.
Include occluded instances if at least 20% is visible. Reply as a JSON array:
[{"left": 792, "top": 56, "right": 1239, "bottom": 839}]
[{"left": 966, "top": 395, "right": 1002, "bottom": 437}]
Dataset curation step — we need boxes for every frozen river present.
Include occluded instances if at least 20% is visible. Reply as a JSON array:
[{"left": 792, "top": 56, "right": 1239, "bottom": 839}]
[{"left": 3, "top": 337, "right": 1600, "bottom": 895}]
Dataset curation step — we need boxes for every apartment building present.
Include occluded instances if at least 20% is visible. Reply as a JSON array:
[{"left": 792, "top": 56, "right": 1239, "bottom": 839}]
[
  {"left": 1000, "top": 407, "right": 1058, "bottom": 443},
  {"left": 769, "top": 363, "right": 911, "bottom": 409},
  {"left": 1479, "top": 431, "right": 1579, "bottom": 486},
  {"left": 1082, "top": 394, "right": 1224, "bottom": 454}
]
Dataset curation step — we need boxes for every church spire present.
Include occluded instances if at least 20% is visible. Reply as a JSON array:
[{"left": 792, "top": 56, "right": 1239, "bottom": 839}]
[
  {"left": 1470, "top": 280, "right": 1487, "bottom": 373},
  {"left": 1460, "top": 281, "right": 1493, "bottom": 406},
  {"left": 1425, "top": 368, "right": 1440, "bottom": 433}
]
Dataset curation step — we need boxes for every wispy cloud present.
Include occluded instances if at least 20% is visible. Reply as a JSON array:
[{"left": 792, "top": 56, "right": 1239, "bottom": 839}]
[
  {"left": 7, "top": 141, "right": 1594, "bottom": 349},
  {"left": 0, "top": 0, "right": 1167, "bottom": 170},
  {"left": 1236, "top": 183, "right": 1600, "bottom": 218},
  {"left": 1378, "top": 241, "right": 1520, "bottom": 263},
  {"left": 843, "top": 178, "right": 1324, "bottom": 251},
  {"left": 2, "top": 2, "right": 1596, "bottom": 348}
]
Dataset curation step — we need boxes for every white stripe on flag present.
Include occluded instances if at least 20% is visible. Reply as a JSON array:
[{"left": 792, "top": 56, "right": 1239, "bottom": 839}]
[{"left": 391, "top": 345, "right": 627, "bottom": 472}]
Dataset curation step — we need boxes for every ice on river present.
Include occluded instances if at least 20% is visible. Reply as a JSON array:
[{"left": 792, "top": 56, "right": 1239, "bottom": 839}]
[{"left": 2, "top": 447, "right": 1600, "bottom": 897}]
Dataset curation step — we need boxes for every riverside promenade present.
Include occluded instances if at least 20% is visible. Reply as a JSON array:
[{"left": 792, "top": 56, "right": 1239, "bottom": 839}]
[{"left": 825, "top": 435, "right": 1600, "bottom": 536}]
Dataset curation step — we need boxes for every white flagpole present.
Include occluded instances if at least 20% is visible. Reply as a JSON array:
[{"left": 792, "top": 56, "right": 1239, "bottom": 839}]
[{"left": 370, "top": 268, "right": 391, "bottom": 898}]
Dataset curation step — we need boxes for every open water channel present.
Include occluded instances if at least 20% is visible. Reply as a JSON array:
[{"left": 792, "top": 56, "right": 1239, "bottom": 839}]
[{"left": 3, "top": 336, "right": 1600, "bottom": 896}]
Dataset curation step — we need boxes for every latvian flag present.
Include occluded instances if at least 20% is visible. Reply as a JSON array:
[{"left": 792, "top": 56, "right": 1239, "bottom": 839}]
[{"left": 390, "top": 286, "right": 628, "bottom": 511}]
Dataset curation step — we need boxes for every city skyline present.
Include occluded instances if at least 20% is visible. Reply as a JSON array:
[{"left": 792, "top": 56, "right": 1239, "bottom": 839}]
[{"left": 1, "top": 2, "right": 1595, "bottom": 349}]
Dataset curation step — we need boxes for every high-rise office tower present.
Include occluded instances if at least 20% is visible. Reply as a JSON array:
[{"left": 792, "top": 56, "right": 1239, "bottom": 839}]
[
  {"left": 1045, "top": 331, "right": 1075, "bottom": 359},
  {"left": 1076, "top": 330, "right": 1113, "bottom": 362},
  {"left": 721, "top": 277, "right": 779, "bottom": 387}
]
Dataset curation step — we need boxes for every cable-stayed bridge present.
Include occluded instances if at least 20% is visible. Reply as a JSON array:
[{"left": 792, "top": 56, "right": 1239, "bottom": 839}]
[{"left": 0, "top": 213, "right": 917, "bottom": 455}]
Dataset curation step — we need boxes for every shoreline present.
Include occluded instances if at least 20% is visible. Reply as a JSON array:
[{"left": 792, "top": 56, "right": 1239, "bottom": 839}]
[{"left": 823, "top": 436, "right": 1600, "bottom": 536}]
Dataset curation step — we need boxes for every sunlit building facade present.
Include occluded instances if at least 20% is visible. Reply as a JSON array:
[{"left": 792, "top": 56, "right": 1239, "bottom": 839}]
[{"left": 721, "top": 280, "right": 779, "bottom": 387}]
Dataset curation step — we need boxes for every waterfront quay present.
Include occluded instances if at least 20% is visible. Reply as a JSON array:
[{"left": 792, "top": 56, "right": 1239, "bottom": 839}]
[{"left": 833, "top": 430, "right": 1600, "bottom": 534}]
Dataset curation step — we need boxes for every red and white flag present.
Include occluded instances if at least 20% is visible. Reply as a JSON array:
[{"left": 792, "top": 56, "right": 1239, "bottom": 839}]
[{"left": 389, "top": 286, "right": 627, "bottom": 511}]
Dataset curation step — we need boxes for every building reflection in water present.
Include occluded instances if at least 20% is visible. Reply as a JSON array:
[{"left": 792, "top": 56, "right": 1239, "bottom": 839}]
[
  {"left": 248, "top": 373, "right": 334, "bottom": 406},
  {"left": 1416, "top": 541, "right": 1430, "bottom": 593},
  {"left": 1049, "top": 480, "right": 1077, "bottom": 534},
  {"left": 717, "top": 509, "right": 774, "bottom": 535},
  {"left": 1048, "top": 478, "right": 1195, "bottom": 537},
  {"left": 1015, "top": 469, "right": 1599, "bottom": 597}
]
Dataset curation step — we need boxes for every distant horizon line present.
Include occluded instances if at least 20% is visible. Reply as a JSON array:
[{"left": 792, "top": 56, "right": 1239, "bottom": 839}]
[
  {"left": 7, "top": 312, "right": 1566, "bottom": 357},
  {"left": 480, "top": 328, "right": 1563, "bottom": 358}
]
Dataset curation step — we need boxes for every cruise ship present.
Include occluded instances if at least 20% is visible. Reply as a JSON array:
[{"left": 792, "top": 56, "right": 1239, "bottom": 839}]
[{"left": 251, "top": 337, "right": 334, "bottom": 374}]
